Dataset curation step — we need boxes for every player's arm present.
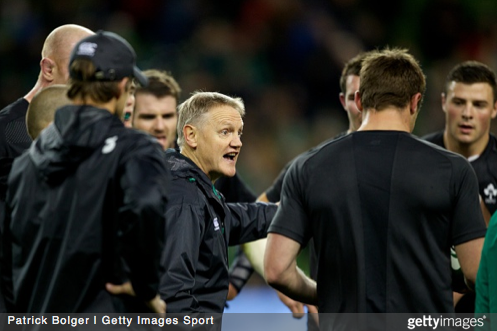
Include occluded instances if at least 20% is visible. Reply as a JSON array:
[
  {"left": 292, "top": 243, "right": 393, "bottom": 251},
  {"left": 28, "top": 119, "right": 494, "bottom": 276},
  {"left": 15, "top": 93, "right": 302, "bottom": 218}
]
[
  {"left": 264, "top": 233, "right": 317, "bottom": 305},
  {"left": 454, "top": 237, "right": 484, "bottom": 291},
  {"left": 259, "top": 160, "right": 316, "bottom": 313},
  {"left": 239, "top": 176, "right": 284, "bottom": 277},
  {"left": 480, "top": 196, "right": 491, "bottom": 227}
]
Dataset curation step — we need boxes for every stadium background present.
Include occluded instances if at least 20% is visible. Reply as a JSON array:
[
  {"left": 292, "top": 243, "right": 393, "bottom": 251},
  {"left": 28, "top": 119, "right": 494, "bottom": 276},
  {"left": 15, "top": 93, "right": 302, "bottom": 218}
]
[{"left": 1, "top": 0, "right": 497, "bottom": 315}]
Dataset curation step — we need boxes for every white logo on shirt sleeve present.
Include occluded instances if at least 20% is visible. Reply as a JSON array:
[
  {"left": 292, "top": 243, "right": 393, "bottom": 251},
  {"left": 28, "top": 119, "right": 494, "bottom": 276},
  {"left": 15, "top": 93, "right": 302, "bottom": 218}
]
[
  {"left": 484, "top": 183, "right": 497, "bottom": 204},
  {"left": 102, "top": 136, "right": 118, "bottom": 154}
]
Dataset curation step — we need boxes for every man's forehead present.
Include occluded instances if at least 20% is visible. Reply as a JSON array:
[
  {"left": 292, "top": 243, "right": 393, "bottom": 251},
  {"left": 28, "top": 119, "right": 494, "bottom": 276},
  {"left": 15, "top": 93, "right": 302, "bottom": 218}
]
[
  {"left": 448, "top": 81, "right": 492, "bottom": 92},
  {"left": 345, "top": 75, "right": 360, "bottom": 92},
  {"left": 135, "top": 94, "right": 177, "bottom": 111},
  {"left": 135, "top": 106, "right": 177, "bottom": 115},
  {"left": 217, "top": 118, "right": 244, "bottom": 127}
]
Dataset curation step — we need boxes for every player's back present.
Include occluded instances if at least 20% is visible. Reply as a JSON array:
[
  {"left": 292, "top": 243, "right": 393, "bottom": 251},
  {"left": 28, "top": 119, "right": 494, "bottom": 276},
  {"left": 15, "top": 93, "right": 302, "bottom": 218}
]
[{"left": 295, "top": 130, "right": 484, "bottom": 313}]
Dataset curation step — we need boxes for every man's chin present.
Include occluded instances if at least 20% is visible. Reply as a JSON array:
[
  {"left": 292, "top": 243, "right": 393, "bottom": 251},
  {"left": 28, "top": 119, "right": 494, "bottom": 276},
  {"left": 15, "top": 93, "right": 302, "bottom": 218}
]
[
  {"left": 154, "top": 138, "right": 169, "bottom": 150},
  {"left": 221, "top": 168, "right": 237, "bottom": 178}
]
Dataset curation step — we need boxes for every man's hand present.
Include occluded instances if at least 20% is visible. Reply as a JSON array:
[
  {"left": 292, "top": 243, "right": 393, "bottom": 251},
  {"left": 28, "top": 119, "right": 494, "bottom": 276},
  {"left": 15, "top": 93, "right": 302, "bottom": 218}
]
[
  {"left": 453, "top": 292, "right": 464, "bottom": 307},
  {"left": 227, "top": 283, "right": 239, "bottom": 301},
  {"left": 106, "top": 282, "right": 135, "bottom": 296},
  {"left": 307, "top": 304, "right": 319, "bottom": 326},
  {"left": 146, "top": 294, "right": 167, "bottom": 314},
  {"left": 277, "top": 290, "right": 305, "bottom": 318},
  {"left": 277, "top": 290, "right": 318, "bottom": 324},
  {"left": 106, "top": 282, "right": 166, "bottom": 313}
]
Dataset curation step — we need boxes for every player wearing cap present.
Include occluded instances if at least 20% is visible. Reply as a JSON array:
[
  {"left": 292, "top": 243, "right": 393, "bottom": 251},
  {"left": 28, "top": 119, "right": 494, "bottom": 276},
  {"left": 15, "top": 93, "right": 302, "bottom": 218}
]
[{"left": 1, "top": 31, "right": 168, "bottom": 313}]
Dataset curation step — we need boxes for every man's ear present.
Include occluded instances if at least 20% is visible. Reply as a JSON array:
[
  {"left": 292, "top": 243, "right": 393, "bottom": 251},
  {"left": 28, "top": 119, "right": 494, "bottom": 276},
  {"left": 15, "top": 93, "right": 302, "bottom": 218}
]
[
  {"left": 40, "top": 58, "right": 56, "bottom": 83},
  {"left": 183, "top": 124, "right": 198, "bottom": 149},
  {"left": 441, "top": 92, "right": 447, "bottom": 114},
  {"left": 491, "top": 99, "right": 497, "bottom": 119},
  {"left": 339, "top": 92, "right": 346, "bottom": 110},
  {"left": 410, "top": 93, "right": 422, "bottom": 115},
  {"left": 354, "top": 91, "right": 363, "bottom": 112}
]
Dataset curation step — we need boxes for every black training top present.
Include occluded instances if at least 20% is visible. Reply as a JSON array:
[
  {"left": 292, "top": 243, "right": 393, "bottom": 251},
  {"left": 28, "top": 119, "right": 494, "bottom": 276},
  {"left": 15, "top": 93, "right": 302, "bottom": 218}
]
[
  {"left": 0, "top": 98, "right": 31, "bottom": 201},
  {"left": 215, "top": 174, "right": 256, "bottom": 203},
  {"left": 269, "top": 131, "right": 486, "bottom": 316},
  {"left": 423, "top": 131, "right": 497, "bottom": 215},
  {"left": 265, "top": 132, "right": 347, "bottom": 203},
  {"left": 0, "top": 98, "right": 31, "bottom": 158}
]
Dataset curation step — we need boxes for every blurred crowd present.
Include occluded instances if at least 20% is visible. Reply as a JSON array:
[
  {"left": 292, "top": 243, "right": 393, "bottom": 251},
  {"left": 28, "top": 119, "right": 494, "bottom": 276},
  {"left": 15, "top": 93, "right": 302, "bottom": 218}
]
[{"left": 1, "top": 0, "right": 497, "bottom": 192}]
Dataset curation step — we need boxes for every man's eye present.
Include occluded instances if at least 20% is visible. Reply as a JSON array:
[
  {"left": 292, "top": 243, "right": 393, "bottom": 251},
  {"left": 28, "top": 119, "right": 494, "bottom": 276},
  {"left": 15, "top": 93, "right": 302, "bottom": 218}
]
[
  {"left": 221, "top": 130, "right": 229, "bottom": 135},
  {"left": 474, "top": 102, "right": 487, "bottom": 109}
]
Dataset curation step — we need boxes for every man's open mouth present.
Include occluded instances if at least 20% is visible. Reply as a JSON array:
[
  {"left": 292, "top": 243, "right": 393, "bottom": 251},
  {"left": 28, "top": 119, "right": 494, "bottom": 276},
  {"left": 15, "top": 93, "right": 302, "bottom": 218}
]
[{"left": 224, "top": 152, "right": 237, "bottom": 161}]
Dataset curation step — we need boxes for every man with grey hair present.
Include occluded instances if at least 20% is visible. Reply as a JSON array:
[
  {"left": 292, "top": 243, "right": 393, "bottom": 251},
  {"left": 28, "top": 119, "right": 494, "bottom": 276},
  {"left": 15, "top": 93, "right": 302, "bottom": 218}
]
[{"left": 159, "top": 91, "right": 277, "bottom": 313}]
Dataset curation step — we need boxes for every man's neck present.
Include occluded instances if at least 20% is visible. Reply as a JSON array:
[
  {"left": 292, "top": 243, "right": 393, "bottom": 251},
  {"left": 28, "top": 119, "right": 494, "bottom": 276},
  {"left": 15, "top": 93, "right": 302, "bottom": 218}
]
[
  {"left": 358, "top": 107, "right": 412, "bottom": 132},
  {"left": 180, "top": 148, "right": 217, "bottom": 184},
  {"left": 24, "top": 79, "right": 47, "bottom": 103},
  {"left": 443, "top": 130, "right": 489, "bottom": 159}
]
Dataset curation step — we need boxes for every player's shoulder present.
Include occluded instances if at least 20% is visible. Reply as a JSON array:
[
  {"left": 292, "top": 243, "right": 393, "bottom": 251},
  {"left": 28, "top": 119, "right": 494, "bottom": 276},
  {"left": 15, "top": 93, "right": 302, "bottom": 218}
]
[
  {"left": 487, "top": 134, "right": 497, "bottom": 155},
  {"left": 421, "top": 131, "right": 444, "bottom": 145},
  {"left": 290, "top": 133, "right": 352, "bottom": 171},
  {"left": 410, "top": 134, "right": 470, "bottom": 164},
  {"left": 0, "top": 98, "right": 28, "bottom": 121}
]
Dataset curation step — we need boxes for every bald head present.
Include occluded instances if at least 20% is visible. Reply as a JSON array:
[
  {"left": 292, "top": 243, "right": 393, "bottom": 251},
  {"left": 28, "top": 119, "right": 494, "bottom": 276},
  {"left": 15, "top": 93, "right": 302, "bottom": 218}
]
[
  {"left": 27, "top": 85, "right": 71, "bottom": 139},
  {"left": 41, "top": 24, "right": 94, "bottom": 85}
]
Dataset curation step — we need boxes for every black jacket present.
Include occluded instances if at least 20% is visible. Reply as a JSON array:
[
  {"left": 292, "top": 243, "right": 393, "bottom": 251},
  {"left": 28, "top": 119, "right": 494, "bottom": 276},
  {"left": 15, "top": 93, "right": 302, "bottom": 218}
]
[
  {"left": 160, "top": 150, "right": 277, "bottom": 313},
  {"left": 2, "top": 105, "right": 168, "bottom": 313}
]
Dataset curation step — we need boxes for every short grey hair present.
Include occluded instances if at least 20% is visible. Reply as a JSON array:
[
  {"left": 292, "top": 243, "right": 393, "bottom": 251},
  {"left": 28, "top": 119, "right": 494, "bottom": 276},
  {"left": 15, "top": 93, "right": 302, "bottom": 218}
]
[{"left": 177, "top": 91, "right": 245, "bottom": 148}]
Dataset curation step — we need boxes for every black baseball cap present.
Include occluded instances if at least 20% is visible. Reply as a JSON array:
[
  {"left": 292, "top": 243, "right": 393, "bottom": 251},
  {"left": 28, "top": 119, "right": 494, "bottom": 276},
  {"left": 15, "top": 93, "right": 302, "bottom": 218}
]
[{"left": 69, "top": 30, "right": 148, "bottom": 86}]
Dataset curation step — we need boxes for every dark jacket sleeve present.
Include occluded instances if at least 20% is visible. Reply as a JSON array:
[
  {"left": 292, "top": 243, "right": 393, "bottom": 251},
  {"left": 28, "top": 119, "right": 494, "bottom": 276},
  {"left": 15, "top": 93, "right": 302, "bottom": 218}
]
[
  {"left": 119, "top": 147, "right": 168, "bottom": 301},
  {"left": 159, "top": 202, "right": 203, "bottom": 313},
  {"left": 215, "top": 174, "right": 256, "bottom": 293},
  {"left": 227, "top": 202, "right": 278, "bottom": 246}
]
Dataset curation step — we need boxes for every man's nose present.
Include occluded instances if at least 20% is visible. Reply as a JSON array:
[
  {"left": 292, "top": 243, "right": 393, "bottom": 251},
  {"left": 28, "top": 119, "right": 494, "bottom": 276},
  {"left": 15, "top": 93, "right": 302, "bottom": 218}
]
[
  {"left": 231, "top": 134, "right": 242, "bottom": 148},
  {"left": 154, "top": 118, "right": 165, "bottom": 131},
  {"left": 461, "top": 103, "right": 474, "bottom": 119}
]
